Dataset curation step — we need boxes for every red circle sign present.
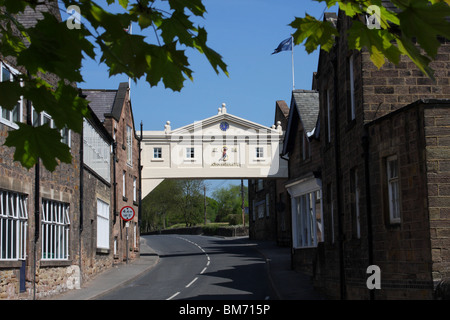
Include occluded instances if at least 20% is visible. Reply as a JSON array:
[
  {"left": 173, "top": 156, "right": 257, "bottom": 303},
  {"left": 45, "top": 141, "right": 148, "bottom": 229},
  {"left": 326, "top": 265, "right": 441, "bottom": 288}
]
[{"left": 120, "top": 206, "right": 135, "bottom": 221}]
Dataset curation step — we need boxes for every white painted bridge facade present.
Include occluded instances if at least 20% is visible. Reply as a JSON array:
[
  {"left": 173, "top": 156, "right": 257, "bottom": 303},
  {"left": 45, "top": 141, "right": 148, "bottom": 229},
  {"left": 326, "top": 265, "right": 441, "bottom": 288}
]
[{"left": 140, "top": 104, "right": 288, "bottom": 197}]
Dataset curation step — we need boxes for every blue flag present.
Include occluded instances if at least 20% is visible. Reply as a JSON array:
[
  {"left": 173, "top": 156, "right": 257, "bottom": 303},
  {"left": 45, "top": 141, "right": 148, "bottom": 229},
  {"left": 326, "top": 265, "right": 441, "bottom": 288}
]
[{"left": 272, "top": 37, "right": 292, "bottom": 54}]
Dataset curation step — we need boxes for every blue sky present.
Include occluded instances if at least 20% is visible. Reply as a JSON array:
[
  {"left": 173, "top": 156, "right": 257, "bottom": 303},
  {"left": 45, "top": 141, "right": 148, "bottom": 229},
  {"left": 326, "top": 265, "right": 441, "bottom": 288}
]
[{"left": 76, "top": 1, "right": 337, "bottom": 195}]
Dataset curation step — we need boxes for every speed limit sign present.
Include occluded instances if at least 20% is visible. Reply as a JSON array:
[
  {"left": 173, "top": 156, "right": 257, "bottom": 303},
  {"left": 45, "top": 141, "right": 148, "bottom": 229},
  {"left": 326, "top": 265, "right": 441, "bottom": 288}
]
[{"left": 120, "top": 206, "right": 135, "bottom": 221}]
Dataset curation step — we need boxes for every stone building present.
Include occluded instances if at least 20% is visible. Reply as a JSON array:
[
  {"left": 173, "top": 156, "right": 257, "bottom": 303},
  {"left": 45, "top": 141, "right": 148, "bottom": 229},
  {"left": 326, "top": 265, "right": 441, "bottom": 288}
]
[
  {"left": 248, "top": 100, "right": 290, "bottom": 244},
  {"left": 0, "top": 2, "right": 141, "bottom": 299},
  {"left": 281, "top": 90, "right": 323, "bottom": 276},
  {"left": 293, "top": 7, "right": 450, "bottom": 299},
  {"left": 82, "top": 82, "right": 141, "bottom": 264}
]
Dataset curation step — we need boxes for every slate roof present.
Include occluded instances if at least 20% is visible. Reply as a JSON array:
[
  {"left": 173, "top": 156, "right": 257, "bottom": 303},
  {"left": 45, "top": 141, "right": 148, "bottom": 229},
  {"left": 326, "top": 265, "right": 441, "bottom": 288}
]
[
  {"left": 291, "top": 89, "right": 320, "bottom": 134},
  {"left": 81, "top": 82, "right": 129, "bottom": 122}
]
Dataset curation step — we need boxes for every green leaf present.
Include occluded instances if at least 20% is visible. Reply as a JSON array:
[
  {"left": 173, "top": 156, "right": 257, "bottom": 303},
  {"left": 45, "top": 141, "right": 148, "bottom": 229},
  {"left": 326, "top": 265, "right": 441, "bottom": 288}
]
[
  {"left": 18, "top": 12, "right": 95, "bottom": 82},
  {"left": 167, "top": 0, "right": 206, "bottom": 17},
  {"left": 0, "top": 81, "right": 23, "bottom": 110},
  {"left": 145, "top": 43, "right": 193, "bottom": 91},
  {"left": 396, "top": 35, "right": 434, "bottom": 79},
  {"left": 347, "top": 20, "right": 401, "bottom": 68},
  {"left": 4, "top": 123, "right": 72, "bottom": 171},
  {"left": 290, "top": 14, "right": 339, "bottom": 53},
  {"left": 118, "top": 0, "right": 129, "bottom": 9},
  {"left": 397, "top": 0, "right": 450, "bottom": 58}
]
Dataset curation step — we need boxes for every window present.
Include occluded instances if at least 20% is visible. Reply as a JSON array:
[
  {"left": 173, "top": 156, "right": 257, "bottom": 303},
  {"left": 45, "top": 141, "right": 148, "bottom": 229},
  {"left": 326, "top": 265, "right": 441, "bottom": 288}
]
[
  {"left": 123, "top": 171, "right": 126, "bottom": 198},
  {"left": 0, "top": 62, "right": 22, "bottom": 128},
  {"left": 96, "top": 199, "right": 110, "bottom": 249},
  {"left": 326, "top": 89, "right": 332, "bottom": 143},
  {"left": 186, "top": 147, "right": 195, "bottom": 159},
  {"left": 41, "top": 200, "right": 70, "bottom": 260},
  {"left": 327, "top": 183, "right": 335, "bottom": 244},
  {"left": 256, "top": 147, "right": 264, "bottom": 159},
  {"left": 32, "top": 109, "right": 71, "bottom": 146},
  {"left": 0, "top": 190, "right": 28, "bottom": 261},
  {"left": 302, "top": 134, "right": 310, "bottom": 160},
  {"left": 133, "top": 176, "right": 137, "bottom": 203},
  {"left": 294, "top": 190, "right": 323, "bottom": 248},
  {"left": 387, "top": 155, "right": 400, "bottom": 223},
  {"left": 348, "top": 54, "right": 356, "bottom": 121},
  {"left": 83, "top": 119, "right": 111, "bottom": 182},
  {"left": 153, "top": 147, "right": 162, "bottom": 159},
  {"left": 351, "top": 168, "right": 360, "bottom": 239},
  {"left": 126, "top": 125, "right": 133, "bottom": 165},
  {"left": 257, "top": 201, "right": 265, "bottom": 219},
  {"left": 256, "top": 179, "right": 264, "bottom": 191},
  {"left": 265, "top": 193, "right": 270, "bottom": 217}
]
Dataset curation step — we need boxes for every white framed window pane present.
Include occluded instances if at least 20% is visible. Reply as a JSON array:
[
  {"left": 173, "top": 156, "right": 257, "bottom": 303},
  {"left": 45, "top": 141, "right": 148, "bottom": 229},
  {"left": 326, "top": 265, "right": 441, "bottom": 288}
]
[
  {"left": 96, "top": 199, "right": 110, "bottom": 249},
  {"left": 0, "top": 190, "right": 28, "bottom": 261},
  {"left": 41, "top": 199, "right": 70, "bottom": 260}
]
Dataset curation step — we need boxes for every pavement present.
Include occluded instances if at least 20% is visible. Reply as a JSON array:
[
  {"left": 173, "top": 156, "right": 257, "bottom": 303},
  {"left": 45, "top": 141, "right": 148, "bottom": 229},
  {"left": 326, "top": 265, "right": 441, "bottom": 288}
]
[{"left": 51, "top": 235, "right": 326, "bottom": 300}]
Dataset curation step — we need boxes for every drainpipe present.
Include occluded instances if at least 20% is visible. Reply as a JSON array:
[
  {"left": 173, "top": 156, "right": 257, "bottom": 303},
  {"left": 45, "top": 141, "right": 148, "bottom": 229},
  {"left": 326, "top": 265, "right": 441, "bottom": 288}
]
[
  {"left": 363, "top": 126, "right": 375, "bottom": 300},
  {"left": 79, "top": 120, "right": 84, "bottom": 286},
  {"left": 113, "top": 141, "right": 117, "bottom": 226},
  {"left": 138, "top": 121, "right": 143, "bottom": 229},
  {"left": 332, "top": 53, "right": 346, "bottom": 300},
  {"left": 26, "top": 87, "right": 39, "bottom": 300}
]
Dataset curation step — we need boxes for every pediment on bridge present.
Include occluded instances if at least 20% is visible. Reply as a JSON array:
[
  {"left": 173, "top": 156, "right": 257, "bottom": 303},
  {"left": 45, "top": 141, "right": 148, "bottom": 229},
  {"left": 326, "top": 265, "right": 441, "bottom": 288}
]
[{"left": 169, "top": 104, "right": 283, "bottom": 137}]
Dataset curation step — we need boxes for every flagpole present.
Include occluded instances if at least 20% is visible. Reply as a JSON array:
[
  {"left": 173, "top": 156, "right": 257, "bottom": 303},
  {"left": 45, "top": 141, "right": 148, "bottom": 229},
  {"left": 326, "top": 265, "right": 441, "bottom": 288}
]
[{"left": 291, "top": 34, "right": 295, "bottom": 90}]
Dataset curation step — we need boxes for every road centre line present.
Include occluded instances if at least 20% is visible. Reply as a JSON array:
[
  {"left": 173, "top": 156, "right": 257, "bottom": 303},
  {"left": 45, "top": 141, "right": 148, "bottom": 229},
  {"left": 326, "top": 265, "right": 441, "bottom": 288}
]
[
  {"left": 186, "top": 277, "right": 198, "bottom": 288},
  {"left": 166, "top": 291, "right": 180, "bottom": 300},
  {"left": 167, "top": 236, "right": 210, "bottom": 299}
]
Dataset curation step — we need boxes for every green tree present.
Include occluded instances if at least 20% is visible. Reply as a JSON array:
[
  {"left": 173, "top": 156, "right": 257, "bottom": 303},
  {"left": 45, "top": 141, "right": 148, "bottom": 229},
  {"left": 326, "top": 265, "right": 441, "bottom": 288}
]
[
  {"left": 177, "top": 179, "right": 204, "bottom": 227},
  {"left": 290, "top": 0, "right": 450, "bottom": 80},
  {"left": 212, "top": 184, "right": 248, "bottom": 225},
  {"left": 141, "top": 179, "right": 182, "bottom": 231},
  {"left": 0, "top": 0, "right": 227, "bottom": 171}
]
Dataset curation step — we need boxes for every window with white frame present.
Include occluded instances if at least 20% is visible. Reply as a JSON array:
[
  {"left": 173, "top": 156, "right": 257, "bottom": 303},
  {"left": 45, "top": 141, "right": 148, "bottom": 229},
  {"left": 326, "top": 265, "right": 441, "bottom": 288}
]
[
  {"left": 83, "top": 119, "right": 111, "bottom": 182},
  {"left": 0, "top": 190, "right": 28, "bottom": 261},
  {"left": 96, "top": 199, "right": 110, "bottom": 249},
  {"left": 186, "top": 147, "right": 195, "bottom": 159},
  {"left": 41, "top": 199, "right": 70, "bottom": 260},
  {"left": 153, "top": 147, "right": 162, "bottom": 159},
  {"left": 133, "top": 176, "right": 137, "bottom": 202},
  {"left": 387, "top": 155, "right": 400, "bottom": 223},
  {"left": 294, "top": 190, "right": 323, "bottom": 248},
  {"left": 256, "top": 147, "right": 264, "bottom": 159},
  {"left": 126, "top": 125, "right": 133, "bottom": 165},
  {"left": 32, "top": 108, "right": 70, "bottom": 146},
  {"left": 0, "top": 62, "right": 22, "bottom": 128},
  {"left": 123, "top": 171, "right": 126, "bottom": 198}
]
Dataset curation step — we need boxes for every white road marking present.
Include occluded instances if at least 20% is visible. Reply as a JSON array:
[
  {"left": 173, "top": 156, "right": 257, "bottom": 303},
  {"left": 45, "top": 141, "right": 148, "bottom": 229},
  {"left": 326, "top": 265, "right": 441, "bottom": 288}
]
[
  {"left": 186, "top": 277, "right": 199, "bottom": 288},
  {"left": 166, "top": 292, "right": 180, "bottom": 300}
]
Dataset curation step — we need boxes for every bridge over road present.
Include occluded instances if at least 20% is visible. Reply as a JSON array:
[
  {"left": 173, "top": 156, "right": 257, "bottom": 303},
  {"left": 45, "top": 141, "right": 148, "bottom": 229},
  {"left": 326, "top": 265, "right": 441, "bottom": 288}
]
[{"left": 140, "top": 104, "right": 288, "bottom": 197}]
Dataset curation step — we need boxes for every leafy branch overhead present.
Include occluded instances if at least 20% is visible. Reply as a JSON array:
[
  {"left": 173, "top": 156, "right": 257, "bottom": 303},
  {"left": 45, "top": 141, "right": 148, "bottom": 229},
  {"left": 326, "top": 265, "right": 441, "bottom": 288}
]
[
  {"left": 0, "top": 0, "right": 228, "bottom": 171},
  {"left": 290, "top": 0, "right": 450, "bottom": 80}
]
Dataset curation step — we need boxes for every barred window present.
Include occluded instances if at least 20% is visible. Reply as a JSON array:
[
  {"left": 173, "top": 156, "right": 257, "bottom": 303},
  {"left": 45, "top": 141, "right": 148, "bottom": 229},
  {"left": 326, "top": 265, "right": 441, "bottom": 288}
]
[
  {"left": 0, "top": 190, "right": 28, "bottom": 261},
  {"left": 41, "top": 200, "right": 70, "bottom": 260}
]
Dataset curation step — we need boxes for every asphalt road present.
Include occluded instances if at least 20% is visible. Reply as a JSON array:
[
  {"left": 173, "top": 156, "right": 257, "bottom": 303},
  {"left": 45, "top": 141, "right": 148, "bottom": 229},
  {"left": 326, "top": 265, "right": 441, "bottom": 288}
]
[{"left": 99, "top": 234, "right": 272, "bottom": 300}]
